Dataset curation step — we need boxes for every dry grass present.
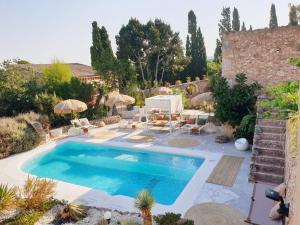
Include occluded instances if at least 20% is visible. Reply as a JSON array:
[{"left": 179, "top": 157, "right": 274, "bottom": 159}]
[
  {"left": 0, "top": 184, "right": 17, "bottom": 212},
  {"left": 56, "top": 203, "right": 87, "bottom": 222},
  {"left": 18, "top": 177, "right": 56, "bottom": 211}
]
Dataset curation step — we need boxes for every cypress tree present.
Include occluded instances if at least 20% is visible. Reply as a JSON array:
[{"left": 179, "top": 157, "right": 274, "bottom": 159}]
[
  {"left": 218, "top": 7, "right": 231, "bottom": 40},
  {"left": 232, "top": 7, "right": 240, "bottom": 31},
  {"left": 269, "top": 4, "right": 278, "bottom": 28},
  {"left": 186, "top": 35, "right": 191, "bottom": 56},
  {"left": 213, "top": 39, "right": 222, "bottom": 63},
  {"left": 241, "top": 22, "right": 247, "bottom": 31},
  {"left": 289, "top": 4, "right": 298, "bottom": 26},
  {"left": 188, "top": 10, "right": 197, "bottom": 35},
  {"left": 90, "top": 21, "right": 103, "bottom": 72},
  {"left": 194, "top": 27, "right": 207, "bottom": 79},
  {"left": 249, "top": 25, "right": 253, "bottom": 31}
]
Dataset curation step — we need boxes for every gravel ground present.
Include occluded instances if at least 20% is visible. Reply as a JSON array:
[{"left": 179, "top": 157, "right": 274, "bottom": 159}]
[{"left": 35, "top": 204, "right": 144, "bottom": 225}]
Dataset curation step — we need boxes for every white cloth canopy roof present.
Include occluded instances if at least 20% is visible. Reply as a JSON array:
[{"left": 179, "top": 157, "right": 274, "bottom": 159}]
[{"left": 145, "top": 95, "right": 183, "bottom": 114}]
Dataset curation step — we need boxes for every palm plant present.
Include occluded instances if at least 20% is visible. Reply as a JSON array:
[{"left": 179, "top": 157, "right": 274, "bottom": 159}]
[
  {"left": 0, "top": 184, "right": 17, "bottom": 212},
  {"left": 135, "top": 190, "right": 155, "bottom": 225}
]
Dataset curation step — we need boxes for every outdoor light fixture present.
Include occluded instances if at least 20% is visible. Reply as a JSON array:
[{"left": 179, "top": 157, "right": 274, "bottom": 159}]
[
  {"left": 104, "top": 211, "right": 112, "bottom": 224},
  {"left": 265, "top": 188, "right": 289, "bottom": 217}
]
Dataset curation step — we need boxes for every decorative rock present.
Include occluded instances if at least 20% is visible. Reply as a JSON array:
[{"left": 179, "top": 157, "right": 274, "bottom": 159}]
[{"left": 99, "top": 121, "right": 106, "bottom": 127}]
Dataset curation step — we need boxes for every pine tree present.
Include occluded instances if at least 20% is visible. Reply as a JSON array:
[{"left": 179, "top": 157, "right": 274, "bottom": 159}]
[
  {"left": 241, "top": 22, "right": 247, "bottom": 31},
  {"left": 218, "top": 7, "right": 231, "bottom": 40},
  {"left": 289, "top": 4, "right": 298, "bottom": 26},
  {"left": 213, "top": 39, "right": 222, "bottom": 63},
  {"left": 232, "top": 7, "right": 240, "bottom": 31},
  {"left": 186, "top": 35, "right": 191, "bottom": 56},
  {"left": 269, "top": 4, "right": 278, "bottom": 28}
]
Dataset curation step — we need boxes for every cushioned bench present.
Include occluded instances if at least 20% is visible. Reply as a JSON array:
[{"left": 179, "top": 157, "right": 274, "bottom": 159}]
[{"left": 245, "top": 182, "right": 283, "bottom": 225}]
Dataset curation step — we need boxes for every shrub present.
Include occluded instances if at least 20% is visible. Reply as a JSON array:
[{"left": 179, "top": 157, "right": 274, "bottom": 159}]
[
  {"left": 0, "top": 117, "right": 41, "bottom": 158},
  {"left": 234, "top": 114, "right": 257, "bottom": 143},
  {"left": 186, "top": 77, "right": 191, "bottom": 83},
  {"left": 0, "top": 184, "right": 17, "bottom": 212},
  {"left": 289, "top": 57, "right": 300, "bottom": 67},
  {"left": 212, "top": 73, "right": 261, "bottom": 127},
  {"left": 154, "top": 212, "right": 194, "bottom": 225},
  {"left": 56, "top": 203, "right": 87, "bottom": 222},
  {"left": 10, "top": 211, "right": 43, "bottom": 225},
  {"left": 19, "top": 177, "right": 56, "bottom": 211},
  {"left": 195, "top": 76, "right": 200, "bottom": 81}
]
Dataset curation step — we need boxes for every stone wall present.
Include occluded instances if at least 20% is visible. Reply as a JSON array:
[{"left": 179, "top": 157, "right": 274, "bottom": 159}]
[{"left": 222, "top": 26, "right": 300, "bottom": 85}]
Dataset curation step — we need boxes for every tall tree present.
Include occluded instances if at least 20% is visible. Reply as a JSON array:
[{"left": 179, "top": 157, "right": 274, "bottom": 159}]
[
  {"left": 213, "top": 39, "right": 222, "bottom": 63},
  {"left": 218, "top": 7, "right": 231, "bottom": 40},
  {"left": 232, "top": 7, "right": 240, "bottom": 31},
  {"left": 185, "top": 35, "right": 191, "bottom": 56},
  {"left": 269, "top": 4, "right": 278, "bottom": 28},
  {"left": 249, "top": 25, "right": 253, "bottom": 31},
  {"left": 289, "top": 4, "right": 299, "bottom": 26},
  {"left": 241, "top": 22, "right": 247, "bottom": 31},
  {"left": 185, "top": 10, "right": 207, "bottom": 80}
]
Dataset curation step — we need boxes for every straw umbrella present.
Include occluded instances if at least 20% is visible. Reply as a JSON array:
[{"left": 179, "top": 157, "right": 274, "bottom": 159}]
[
  {"left": 104, "top": 91, "right": 135, "bottom": 115},
  {"left": 152, "top": 87, "right": 173, "bottom": 95},
  {"left": 54, "top": 99, "right": 87, "bottom": 117}
]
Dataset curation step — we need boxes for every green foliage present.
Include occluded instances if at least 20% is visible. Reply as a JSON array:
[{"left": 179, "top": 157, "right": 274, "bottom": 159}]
[
  {"left": 135, "top": 190, "right": 155, "bottom": 212},
  {"left": 0, "top": 184, "right": 17, "bottom": 212},
  {"left": 289, "top": 57, "right": 300, "bottom": 67},
  {"left": 34, "top": 92, "right": 68, "bottom": 128},
  {"left": 269, "top": 4, "right": 278, "bottom": 28},
  {"left": 213, "top": 39, "right": 222, "bottom": 63},
  {"left": 0, "top": 61, "right": 39, "bottom": 116},
  {"left": 154, "top": 212, "right": 194, "bottom": 225},
  {"left": 241, "top": 22, "right": 247, "bottom": 31},
  {"left": 185, "top": 10, "right": 207, "bottom": 80},
  {"left": 218, "top": 7, "right": 231, "bottom": 39},
  {"left": 289, "top": 4, "right": 299, "bottom": 26},
  {"left": 9, "top": 210, "right": 43, "bottom": 225},
  {"left": 232, "top": 7, "right": 240, "bottom": 31},
  {"left": 234, "top": 114, "right": 256, "bottom": 143},
  {"left": 212, "top": 73, "right": 261, "bottom": 127},
  {"left": 207, "top": 61, "right": 221, "bottom": 77},
  {"left": 258, "top": 81, "right": 299, "bottom": 119},
  {"left": 41, "top": 60, "right": 72, "bottom": 90}
]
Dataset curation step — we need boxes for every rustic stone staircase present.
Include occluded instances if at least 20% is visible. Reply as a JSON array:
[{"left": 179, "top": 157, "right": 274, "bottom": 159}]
[{"left": 249, "top": 119, "right": 286, "bottom": 184}]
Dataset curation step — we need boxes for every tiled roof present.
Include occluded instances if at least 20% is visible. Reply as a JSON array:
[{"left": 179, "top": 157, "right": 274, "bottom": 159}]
[{"left": 17, "top": 63, "right": 99, "bottom": 78}]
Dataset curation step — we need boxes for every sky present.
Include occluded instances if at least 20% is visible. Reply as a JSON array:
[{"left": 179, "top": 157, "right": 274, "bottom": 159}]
[{"left": 0, "top": 0, "right": 299, "bottom": 65}]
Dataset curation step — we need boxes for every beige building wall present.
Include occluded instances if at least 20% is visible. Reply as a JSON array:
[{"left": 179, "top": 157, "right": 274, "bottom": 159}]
[{"left": 222, "top": 26, "right": 300, "bottom": 85}]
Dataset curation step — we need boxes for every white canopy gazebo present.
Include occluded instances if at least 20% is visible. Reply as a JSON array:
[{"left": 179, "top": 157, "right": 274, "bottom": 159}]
[{"left": 145, "top": 95, "right": 183, "bottom": 114}]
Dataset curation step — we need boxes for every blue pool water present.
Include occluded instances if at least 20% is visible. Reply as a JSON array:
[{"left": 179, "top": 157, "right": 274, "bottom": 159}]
[{"left": 22, "top": 141, "right": 205, "bottom": 205}]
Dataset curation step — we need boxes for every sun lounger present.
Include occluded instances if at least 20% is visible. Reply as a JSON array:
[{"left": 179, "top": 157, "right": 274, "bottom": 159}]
[
  {"left": 245, "top": 182, "right": 283, "bottom": 225},
  {"left": 79, "top": 118, "right": 97, "bottom": 128},
  {"left": 181, "top": 116, "right": 206, "bottom": 135},
  {"left": 68, "top": 127, "right": 83, "bottom": 136}
]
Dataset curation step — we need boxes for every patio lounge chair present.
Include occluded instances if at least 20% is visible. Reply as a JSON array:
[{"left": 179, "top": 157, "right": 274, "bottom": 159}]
[
  {"left": 79, "top": 118, "right": 97, "bottom": 128},
  {"left": 245, "top": 182, "right": 283, "bottom": 225},
  {"left": 181, "top": 116, "right": 206, "bottom": 135}
]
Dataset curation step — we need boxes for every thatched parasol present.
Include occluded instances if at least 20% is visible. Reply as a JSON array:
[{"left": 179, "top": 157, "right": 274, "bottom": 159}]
[
  {"left": 54, "top": 99, "right": 87, "bottom": 115},
  {"left": 152, "top": 87, "right": 173, "bottom": 95},
  {"left": 184, "top": 203, "right": 246, "bottom": 225},
  {"left": 104, "top": 91, "right": 135, "bottom": 107},
  {"left": 191, "top": 92, "right": 213, "bottom": 107}
]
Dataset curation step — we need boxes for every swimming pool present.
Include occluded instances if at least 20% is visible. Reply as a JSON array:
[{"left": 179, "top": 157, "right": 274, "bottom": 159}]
[{"left": 22, "top": 141, "right": 205, "bottom": 205}]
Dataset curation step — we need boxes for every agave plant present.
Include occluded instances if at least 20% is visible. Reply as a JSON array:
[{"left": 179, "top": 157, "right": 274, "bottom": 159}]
[
  {"left": 0, "top": 184, "right": 17, "bottom": 212},
  {"left": 56, "top": 203, "right": 87, "bottom": 222},
  {"left": 135, "top": 190, "right": 155, "bottom": 225}
]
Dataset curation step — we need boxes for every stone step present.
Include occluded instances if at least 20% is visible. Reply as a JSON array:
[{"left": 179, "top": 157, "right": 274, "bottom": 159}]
[
  {"left": 249, "top": 171, "right": 284, "bottom": 184},
  {"left": 257, "top": 119, "right": 286, "bottom": 127},
  {"left": 254, "top": 139, "right": 285, "bottom": 150},
  {"left": 254, "top": 132, "right": 285, "bottom": 142},
  {"left": 250, "top": 162, "right": 284, "bottom": 174},
  {"left": 255, "top": 125, "right": 286, "bottom": 134},
  {"left": 252, "top": 155, "right": 285, "bottom": 167},
  {"left": 253, "top": 145, "right": 285, "bottom": 158}
]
